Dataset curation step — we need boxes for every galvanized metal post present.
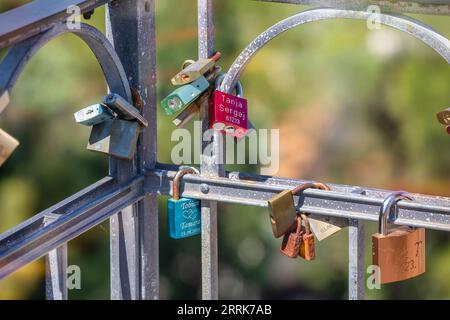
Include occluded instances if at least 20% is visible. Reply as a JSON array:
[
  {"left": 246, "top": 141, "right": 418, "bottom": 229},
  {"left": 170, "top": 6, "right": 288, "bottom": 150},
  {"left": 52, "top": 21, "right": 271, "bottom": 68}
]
[
  {"left": 44, "top": 215, "right": 67, "bottom": 300},
  {"left": 348, "top": 218, "right": 365, "bottom": 300},
  {"left": 198, "top": 0, "right": 220, "bottom": 300},
  {"left": 106, "top": 0, "right": 158, "bottom": 300},
  {"left": 45, "top": 246, "right": 68, "bottom": 300}
]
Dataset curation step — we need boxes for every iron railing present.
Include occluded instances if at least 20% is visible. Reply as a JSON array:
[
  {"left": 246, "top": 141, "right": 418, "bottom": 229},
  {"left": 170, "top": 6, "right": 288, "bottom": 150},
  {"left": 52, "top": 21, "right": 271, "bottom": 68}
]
[{"left": 0, "top": 0, "right": 449, "bottom": 300}]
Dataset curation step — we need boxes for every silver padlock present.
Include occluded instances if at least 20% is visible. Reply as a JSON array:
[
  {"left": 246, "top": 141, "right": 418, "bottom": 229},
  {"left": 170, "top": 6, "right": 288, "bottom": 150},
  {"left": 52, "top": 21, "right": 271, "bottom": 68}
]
[
  {"left": 85, "top": 93, "right": 147, "bottom": 160},
  {"left": 74, "top": 103, "right": 115, "bottom": 126},
  {"left": 87, "top": 118, "right": 140, "bottom": 160}
]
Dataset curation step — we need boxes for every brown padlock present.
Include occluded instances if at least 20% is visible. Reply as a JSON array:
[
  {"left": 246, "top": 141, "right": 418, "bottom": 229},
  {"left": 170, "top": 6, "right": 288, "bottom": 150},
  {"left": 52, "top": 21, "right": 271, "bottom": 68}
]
[
  {"left": 268, "top": 182, "right": 331, "bottom": 239},
  {"left": 299, "top": 214, "right": 315, "bottom": 261},
  {"left": 0, "top": 128, "right": 19, "bottom": 167},
  {"left": 290, "top": 182, "right": 345, "bottom": 241},
  {"left": 280, "top": 215, "right": 304, "bottom": 258},
  {"left": 372, "top": 191, "right": 426, "bottom": 284}
]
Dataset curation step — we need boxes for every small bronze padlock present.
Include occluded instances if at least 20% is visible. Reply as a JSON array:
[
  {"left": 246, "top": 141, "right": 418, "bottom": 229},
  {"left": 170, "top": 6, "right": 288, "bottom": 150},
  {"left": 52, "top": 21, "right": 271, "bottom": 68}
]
[
  {"left": 436, "top": 108, "right": 450, "bottom": 135},
  {"left": 299, "top": 214, "right": 315, "bottom": 261},
  {"left": 372, "top": 192, "right": 426, "bottom": 284},
  {"left": 0, "top": 128, "right": 19, "bottom": 167},
  {"left": 280, "top": 215, "right": 304, "bottom": 258},
  {"left": 436, "top": 108, "right": 450, "bottom": 126}
]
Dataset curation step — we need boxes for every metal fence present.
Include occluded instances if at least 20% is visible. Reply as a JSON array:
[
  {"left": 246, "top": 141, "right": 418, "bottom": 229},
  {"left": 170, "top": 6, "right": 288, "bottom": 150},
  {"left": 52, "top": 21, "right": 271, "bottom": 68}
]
[{"left": 0, "top": 0, "right": 449, "bottom": 300}]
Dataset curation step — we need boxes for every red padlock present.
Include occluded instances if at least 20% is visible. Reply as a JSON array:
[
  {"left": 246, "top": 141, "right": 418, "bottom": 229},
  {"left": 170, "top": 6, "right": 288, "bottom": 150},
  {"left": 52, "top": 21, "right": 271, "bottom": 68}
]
[{"left": 209, "top": 76, "right": 248, "bottom": 138}]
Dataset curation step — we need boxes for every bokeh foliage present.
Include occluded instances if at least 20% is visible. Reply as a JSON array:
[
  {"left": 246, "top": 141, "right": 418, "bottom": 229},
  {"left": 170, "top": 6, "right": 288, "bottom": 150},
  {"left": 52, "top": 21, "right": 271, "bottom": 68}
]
[{"left": 0, "top": 0, "right": 449, "bottom": 299}]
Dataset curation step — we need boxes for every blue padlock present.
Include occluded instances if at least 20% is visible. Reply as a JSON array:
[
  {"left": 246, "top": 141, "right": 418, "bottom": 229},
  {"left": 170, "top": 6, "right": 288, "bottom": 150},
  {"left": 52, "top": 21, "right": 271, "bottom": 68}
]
[{"left": 168, "top": 168, "right": 201, "bottom": 239}]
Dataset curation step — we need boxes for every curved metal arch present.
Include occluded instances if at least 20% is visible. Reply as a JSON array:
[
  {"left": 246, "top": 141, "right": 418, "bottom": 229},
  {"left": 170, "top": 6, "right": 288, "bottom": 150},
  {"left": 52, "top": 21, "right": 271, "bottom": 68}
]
[
  {"left": 220, "top": 8, "right": 450, "bottom": 92},
  {"left": 0, "top": 22, "right": 131, "bottom": 112}
]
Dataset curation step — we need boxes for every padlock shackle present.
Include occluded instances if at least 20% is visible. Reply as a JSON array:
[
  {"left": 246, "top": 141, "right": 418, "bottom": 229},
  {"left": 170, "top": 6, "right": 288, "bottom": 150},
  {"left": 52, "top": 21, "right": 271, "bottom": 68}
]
[
  {"left": 215, "top": 74, "right": 243, "bottom": 97},
  {"left": 172, "top": 168, "right": 198, "bottom": 200},
  {"left": 379, "top": 191, "right": 413, "bottom": 235},
  {"left": 291, "top": 182, "right": 331, "bottom": 196}
]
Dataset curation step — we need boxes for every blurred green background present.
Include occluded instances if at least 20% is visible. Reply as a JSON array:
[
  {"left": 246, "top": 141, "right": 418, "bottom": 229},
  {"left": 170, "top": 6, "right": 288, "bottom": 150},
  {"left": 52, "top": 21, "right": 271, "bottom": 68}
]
[{"left": 0, "top": 0, "right": 449, "bottom": 299}]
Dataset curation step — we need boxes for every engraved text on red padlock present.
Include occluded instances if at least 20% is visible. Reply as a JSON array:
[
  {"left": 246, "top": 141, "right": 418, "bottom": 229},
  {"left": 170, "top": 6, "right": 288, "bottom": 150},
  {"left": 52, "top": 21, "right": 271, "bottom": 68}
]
[{"left": 209, "top": 90, "right": 248, "bottom": 138}]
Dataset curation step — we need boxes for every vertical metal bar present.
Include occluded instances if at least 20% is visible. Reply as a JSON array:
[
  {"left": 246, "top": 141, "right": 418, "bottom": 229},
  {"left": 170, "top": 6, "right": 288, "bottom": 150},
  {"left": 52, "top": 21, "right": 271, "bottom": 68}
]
[
  {"left": 106, "top": 0, "right": 158, "bottom": 300},
  {"left": 198, "top": 0, "right": 220, "bottom": 300},
  {"left": 45, "top": 215, "right": 67, "bottom": 300},
  {"left": 348, "top": 218, "right": 365, "bottom": 300},
  {"left": 45, "top": 245, "right": 68, "bottom": 300},
  {"left": 135, "top": 0, "right": 159, "bottom": 300}
]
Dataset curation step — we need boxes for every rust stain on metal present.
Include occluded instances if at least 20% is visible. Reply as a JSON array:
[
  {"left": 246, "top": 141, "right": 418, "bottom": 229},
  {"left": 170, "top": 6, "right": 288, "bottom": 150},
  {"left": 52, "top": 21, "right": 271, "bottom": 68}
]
[{"left": 131, "top": 87, "right": 143, "bottom": 111}]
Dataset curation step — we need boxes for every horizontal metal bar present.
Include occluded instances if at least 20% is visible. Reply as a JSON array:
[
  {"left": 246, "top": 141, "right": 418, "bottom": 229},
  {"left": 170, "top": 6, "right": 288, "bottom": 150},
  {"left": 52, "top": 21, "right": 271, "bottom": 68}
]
[
  {"left": 254, "top": 0, "right": 450, "bottom": 15},
  {"left": 146, "top": 164, "right": 450, "bottom": 232},
  {"left": 0, "top": 175, "right": 144, "bottom": 279},
  {"left": 0, "top": 0, "right": 110, "bottom": 49}
]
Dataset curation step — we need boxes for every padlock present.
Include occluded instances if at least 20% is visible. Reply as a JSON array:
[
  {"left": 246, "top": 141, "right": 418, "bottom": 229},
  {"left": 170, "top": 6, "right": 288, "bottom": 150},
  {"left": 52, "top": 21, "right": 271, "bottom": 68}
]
[
  {"left": 85, "top": 93, "right": 148, "bottom": 159},
  {"left": 436, "top": 108, "right": 450, "bottom": 134},
  {"left": 268, "top": 182, "right": 331, "bottom": 238},
  {"left": 372, "top": 191, "right": 426, "bottom": 284},
  {"left": 171, "top": 52, "right": 221, "bottom": 85},
  {"left": 0, "top": 128, "right": 19, "bottom": 167},
  {"left": 87, "top": 118, "right": 140, "bottom": 160},
  {"left": 288, "top": 182, "right": 344, "bottom": 241},
  {"left": 299, "top": 214, "right": 315, "bottom": 261},
  {"left": 161, "top": 76, "right": 210, "bottom": 115},
  {"left": 210, "top": 74, "right": 248, "bottom": 138},
  {"left": 171, "top": 90, "right": 210, "bottom": 128},
  {"left": 74, "top": 103, "right": 115, "bottom": 126},
  {"left": 268, "top": 189, "right": 297, "bottom": 238},
  {"left": 172, "top": 101, "right": 200, "bottom": 128},
  {"left": 168, "top": 168, "right": 201, "bottom": 239},
  {"left": 171, "top": 67, "right": 221, "bottom": 128},
  {"left": 437, "top": 108, "right": 450, "bottom": 125},
  {"left": 0, "top": 89, "right": 10, "bottom": 114},
  {"left": 102, "top": 93, "right": 148, "bottom": 127},
  {"left": 280, "top": 215, "right": 304, "bottom": 258}
]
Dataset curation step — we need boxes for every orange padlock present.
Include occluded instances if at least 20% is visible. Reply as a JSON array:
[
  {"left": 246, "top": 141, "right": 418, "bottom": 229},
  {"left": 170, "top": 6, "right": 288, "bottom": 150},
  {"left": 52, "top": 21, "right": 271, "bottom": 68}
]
[
  {"left": 299, "top": 214, "right": 315, "bottom": 261},
  {"left": 372, "top": 192, "right": 426, "bottom": 284}
]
